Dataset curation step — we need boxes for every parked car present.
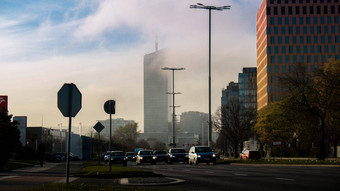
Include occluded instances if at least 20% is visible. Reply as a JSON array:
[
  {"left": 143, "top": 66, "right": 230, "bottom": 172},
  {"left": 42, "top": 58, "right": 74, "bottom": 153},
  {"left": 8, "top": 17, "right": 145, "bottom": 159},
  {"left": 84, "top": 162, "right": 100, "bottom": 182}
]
[
  {"left": 54, "top": 152, "right": 66, "bottom": 161},
  {"left": 110, "top": 151, "right": 127, "bottom": 166},
  {"left": 46, "top": 153, "right": 62, "bottom": 163},
  {"left": 136, "top": 150, "right": 157, "bottom": 165},
  {"left": 240, "top": 150, "right": 261, "bottom": 160},
  {"left": 154, "top": 150, "right": 167, "bottom": 162},
  {"left": 104, "top": 151, "right": 113, "bottom": 163},
  {"left": 167, "top": 148, "right": 188, "bottom": 164},
  {"left": 188, "top": 146, "right": 216, "bottom": 165},
  {"left": 125, "top": 152, "right": 136, "bottom": 161}
]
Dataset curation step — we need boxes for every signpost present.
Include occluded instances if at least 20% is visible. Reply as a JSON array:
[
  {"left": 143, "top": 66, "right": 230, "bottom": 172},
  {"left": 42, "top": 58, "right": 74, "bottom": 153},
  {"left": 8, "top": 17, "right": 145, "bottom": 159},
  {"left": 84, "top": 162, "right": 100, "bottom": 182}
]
[
  {"left": 93, "top": 122, "right": 105, "bottom": 164},
  {"left": 104, "top": 100, "right": 115, "bottom": 172},
  {"left": 57, "top": 83, "right": 82, "bottom": 184}
]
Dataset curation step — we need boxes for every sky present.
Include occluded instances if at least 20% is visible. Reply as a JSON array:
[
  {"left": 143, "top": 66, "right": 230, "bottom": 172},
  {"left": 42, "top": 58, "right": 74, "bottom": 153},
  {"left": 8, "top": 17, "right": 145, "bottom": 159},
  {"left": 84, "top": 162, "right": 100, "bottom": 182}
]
[{"left": 0, "top": 0, "right": 262, "bottom": 135}]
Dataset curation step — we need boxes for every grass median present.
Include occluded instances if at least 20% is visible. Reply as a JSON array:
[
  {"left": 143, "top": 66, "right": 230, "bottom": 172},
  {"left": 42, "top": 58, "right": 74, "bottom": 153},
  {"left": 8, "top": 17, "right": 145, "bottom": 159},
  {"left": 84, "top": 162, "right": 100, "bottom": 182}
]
[
  {"left": 2, "top": 159, "right": 39, "bottom": 171},
  {"left": 77, "top": 162, "right": 161, "bottom": 178},
  {"left": 217, "top": 158, "right": 340, "bottom": 165}
]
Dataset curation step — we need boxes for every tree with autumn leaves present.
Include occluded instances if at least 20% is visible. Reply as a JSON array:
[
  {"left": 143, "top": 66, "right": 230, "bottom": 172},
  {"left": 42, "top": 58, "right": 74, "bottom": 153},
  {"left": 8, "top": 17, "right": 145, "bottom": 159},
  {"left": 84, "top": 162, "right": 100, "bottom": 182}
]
[{"left": 254, "top": 60, "right": 340, "bottom": 159}]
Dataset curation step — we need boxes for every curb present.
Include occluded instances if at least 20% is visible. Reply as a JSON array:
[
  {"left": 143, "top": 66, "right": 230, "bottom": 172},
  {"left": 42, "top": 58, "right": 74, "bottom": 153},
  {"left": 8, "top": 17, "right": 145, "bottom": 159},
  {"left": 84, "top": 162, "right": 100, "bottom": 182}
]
[{"left": 119, "top": 177, "right": 185, "bottom": 186}]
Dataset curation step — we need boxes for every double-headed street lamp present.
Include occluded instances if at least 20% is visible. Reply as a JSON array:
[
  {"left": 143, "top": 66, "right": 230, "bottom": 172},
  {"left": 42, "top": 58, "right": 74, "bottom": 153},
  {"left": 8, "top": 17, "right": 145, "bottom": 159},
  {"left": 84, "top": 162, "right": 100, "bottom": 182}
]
[
  {"left": 162, "top": 67, "right": 185, "bottom": 148},
  {"left": 190, "top": 3, "right": 230, "bottom": 147}
]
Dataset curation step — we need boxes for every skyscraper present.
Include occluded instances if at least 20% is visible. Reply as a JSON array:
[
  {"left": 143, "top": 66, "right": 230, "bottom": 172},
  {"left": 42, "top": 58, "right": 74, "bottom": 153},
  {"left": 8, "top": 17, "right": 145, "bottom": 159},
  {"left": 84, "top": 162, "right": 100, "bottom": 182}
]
[
  {"left": 143, "top": 49, "right": 170, "bottom": 143},
  {"left": 238, "top": 67, "right": 257, "bottom": 110},
  {"left": 256, "top": 0, "right": 340, "bottom": 110},
  {"left": 221, "top": 81, "right": 239, "bottom": 107}
]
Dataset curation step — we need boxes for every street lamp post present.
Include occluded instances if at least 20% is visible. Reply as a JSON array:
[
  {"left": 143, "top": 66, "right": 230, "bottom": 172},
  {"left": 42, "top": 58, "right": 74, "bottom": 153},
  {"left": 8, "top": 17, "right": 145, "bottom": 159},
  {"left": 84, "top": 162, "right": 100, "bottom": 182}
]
[
  {"left": 162, "top": 67, "right": 185, "bottom": 148},
  {"left": 190, "top": 3, "right": 230, "bottom": 147}
]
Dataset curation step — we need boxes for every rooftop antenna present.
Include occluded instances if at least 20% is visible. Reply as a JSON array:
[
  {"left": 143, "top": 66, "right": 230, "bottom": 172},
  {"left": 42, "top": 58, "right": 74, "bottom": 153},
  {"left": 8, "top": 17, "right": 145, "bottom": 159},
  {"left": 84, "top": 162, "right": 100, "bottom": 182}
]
[{"left": 155, "top": 34, "right": 158, "bottom": 51}]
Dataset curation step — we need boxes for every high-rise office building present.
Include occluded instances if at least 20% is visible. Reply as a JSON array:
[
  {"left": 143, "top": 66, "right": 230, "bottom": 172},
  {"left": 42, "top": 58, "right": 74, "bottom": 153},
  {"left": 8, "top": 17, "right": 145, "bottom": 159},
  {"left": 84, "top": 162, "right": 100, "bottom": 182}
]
[
  {"left": 221, "top": 81, "right": 239, "bottom": 107},
  {"left": 143, "top": 49, "right": 170, "bottom": 142},
  {"left": 239, "top": 67, "right": 257, "bottom": 110},
  {"left": 257, "top": 0, "right": 340, "bottom": 110}
]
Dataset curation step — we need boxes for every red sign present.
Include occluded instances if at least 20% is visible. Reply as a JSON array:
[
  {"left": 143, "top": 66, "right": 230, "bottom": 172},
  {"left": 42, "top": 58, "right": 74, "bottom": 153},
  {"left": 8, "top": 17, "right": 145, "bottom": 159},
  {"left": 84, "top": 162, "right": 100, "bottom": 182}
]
[{"left": 0, "top": 95, "right": 8, "bottom": 112}]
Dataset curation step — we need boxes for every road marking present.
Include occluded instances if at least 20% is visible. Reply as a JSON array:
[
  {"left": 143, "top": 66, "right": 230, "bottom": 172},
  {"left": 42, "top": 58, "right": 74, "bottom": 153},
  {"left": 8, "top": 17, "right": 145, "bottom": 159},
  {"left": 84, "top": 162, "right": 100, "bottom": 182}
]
[
  {"left": 234, "top": 173, "right": 248, "bottom": 176},
  {"left": 55, "top": 177, "right": 79, "bottom": 183},
  {"left": 0, "top": 176, "right": 19, "bottom": 180},
  {"left": 275, "top": 178, "right": 295, "bottom": 181}
]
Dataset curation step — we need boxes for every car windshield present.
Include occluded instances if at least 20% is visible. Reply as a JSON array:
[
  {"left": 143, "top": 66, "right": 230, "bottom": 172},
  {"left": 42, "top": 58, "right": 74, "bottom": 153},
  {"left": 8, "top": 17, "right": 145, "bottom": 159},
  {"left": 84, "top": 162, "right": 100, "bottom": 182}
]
[
  {"left": 140, "top": 151, "right": 153, "bottom": 155},
  {"left": 126, "top": 153, "right": 134, "bottom": 156},
  {"left": 112, "top": 152, "right": 125, "bottom": 156},
  {"left": 171, "top": 149, "right": 186, "bottom": 153},
  {"left": 195, "top": 147, "right": 212, "bottom": 152}
]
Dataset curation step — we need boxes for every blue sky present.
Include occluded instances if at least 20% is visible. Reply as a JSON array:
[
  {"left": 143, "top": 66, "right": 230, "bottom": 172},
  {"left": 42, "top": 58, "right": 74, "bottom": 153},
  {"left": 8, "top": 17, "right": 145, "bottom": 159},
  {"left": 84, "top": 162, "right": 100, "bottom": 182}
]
[{"left": 1, "top": 0, "right": 262, "bottom": 134}]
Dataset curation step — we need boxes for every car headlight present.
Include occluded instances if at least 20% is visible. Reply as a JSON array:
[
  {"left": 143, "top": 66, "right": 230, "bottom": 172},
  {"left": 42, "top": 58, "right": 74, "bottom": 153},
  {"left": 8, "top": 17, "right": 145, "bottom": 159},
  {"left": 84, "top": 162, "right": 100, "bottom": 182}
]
[
  {"left": 197, "top": 155, "right": 201, "bottom": 158},
  {"left": 170, "top": 154, "right": 176, "bottom": 158},
  {"left": 213, "top": 154, "right": 216, "bottom": 157},
  {"left": 153, "top": 156, "right": 157, "bottom": 160},
  {"left": 185, "top": 154, "right": 188, "bottom": 158},
  {"left": 140, "top": 157, "right": 143, "bottom": 160}
]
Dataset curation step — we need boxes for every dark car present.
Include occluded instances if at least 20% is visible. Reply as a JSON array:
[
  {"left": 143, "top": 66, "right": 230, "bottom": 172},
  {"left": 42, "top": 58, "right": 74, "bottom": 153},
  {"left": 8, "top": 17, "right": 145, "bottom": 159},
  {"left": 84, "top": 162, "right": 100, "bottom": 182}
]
[
  {"left": 110, "top": 151, "right": 127, "bottom": 166},
  {"left": 55, "top": 152, "right": 66, "bottom": 161},
  {"left": 240, "top": 150, "right": 261, "bottom": 160},
  {"left": 167, "top": 148, "right": 188, "bottom": 164},
  {"left": 154, "top": 150, "right": 167, "bottom": 162},
  {"left": 136, "top": 150, "right": 156, "bottom": 165},
  {"left": 188, "top": 146, "right": 216, "bottom": 165},
  {"left": 125, "top": 152, "right": 136, "bottom": 161},
  {"left": 46, "top": 153, "right": 62, "bottom": 163}
]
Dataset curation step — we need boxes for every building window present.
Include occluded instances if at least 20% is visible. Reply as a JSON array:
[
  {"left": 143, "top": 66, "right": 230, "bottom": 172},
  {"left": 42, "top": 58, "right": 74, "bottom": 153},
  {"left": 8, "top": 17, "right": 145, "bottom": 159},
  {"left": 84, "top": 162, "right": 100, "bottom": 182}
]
[
  {"left": 335, "top": 36, "right": 339, "bottom": 43},
  {"left": 267, "top": 27, "right": 271, "bottom": 34},
  {"left": 310, "top": 26, "right": 314, "bottom": 34},
  {"left": 311, "top": 65, "right": 315, "bottom": 72},
  {"left": 268, "top": 85, "right": 272, "bottom": 93},
  {"left": 274, "top": 7, "right": 278, "bottom": 15},
  {"left": 313, "top": 16, "right": 318, "bottom": 24},
  {"left": 331, "top": 26, "right": 336, "bottom": 34},
  {"left": 314, "top": 55, "right": 318, "bottom": 63},
  {"left": 335, "top": 16, "right": 339, "bottom": 24},
  {"left": 289, "top": 46, "right": 293, "bottom": 53},
  {"left": 307, "top": 36, "right": 311, "bottom": 43},
  {"left": 321, "top": 55, "right": 325, "bottom": 62},
  {"left": 275, "top": 65, "right": 279, "bottom": 73},
  {"left": 317, "top": 6, "right": 321, "bottom": 14},
  {"left": 331, "top": 5, "right": 335, "bottom": 14},
  {"left": 267, "top": 7, "right": 271, "bottom": 15},
  {"left": 300, "top": 36, "right": 304, "bottom": 43},
  {"left": 307, "top": 56, "right": 311, "bottom": 63},
  {"left": 328, "top": 35, "right": 332, "bottom": 43},
  {"left": 267, "top": 66, "right": 272, "bottom": 73},
  {"left": 278, "top": 17, "right": 282, "bottom": 25},
  {"left": 318, "top": 46, "right": 322, "bottom": 53},
  {"left": 296, "top": 46, "right": 301, "bottom": 53},
  {"left": 285, "top": 56, "right": 290, "bottom": 63},
  {"left": 278, "top": 36, "right": 282, "bottom": 44},
  {"left": 304, "top": 46, "right": 308, "bottom": 53},
  {"left": 299, "top": 17, "right": 303, "bottom": 24},
  {"left": 270, "top": 17, "right": 275, "bottom": 24},
  {"left": 300, "top": 56, "right": 304, "bottom": 63},
  {"left": 320, "top": 16, "right": 325, "bottom": 24},
  {"left": 292, "top": 17, "right": 296, "bottom": 24},
  {"left": 324, "top": 6, "right": 328, "bottom": 14},
  {"left": 281, "top": 7, "right": 285, "bottom": 15},
  {"left": 296, "top": 6, "right": 300, "bottom": 14},
  {"left": 281, "top": 27, "right": 286, "bottom": 34},
  {"left": 285, "top": 36, "right": 289, "bottom": 44},
  {"left": 274, "top": 46, "right": 279, "bottom": 53},
  {"left": 303, "top": 26, "right": 307, "bottom": 34},
  {"left": 317, "top": 26, "right": 321, "bottom": 34},
  {"left": 271, "top": 75, "right": 275, "bottom": 83},
  {"left": 267, "top": 46, "right": 271, "bottom": 54},
  {"left": 324, "top": 26, "right": 328, "bottom": 34},
  {"left": 289, "top": 27, "right": 293, "bottom": 34},
  {"left": 327, "top": 16, "right": 332, "bottom": 24},
  {"left": 332, "top": 45, "right": 336, "bottom": 53},
  {"left": 274, "top": 27, "right": 278, "bottom": 34},
  {"left": 271, "top": 56, "right": 275, "bottom": 63},
  {"left": 278, "top": 56, "right": 282, "bottom": 63},
  {"left": 293, "top": 56, "right": 297, "bottom": 63},
  {"left": 285, "top": 17, "right": 289, "bottom": 24},
  {"left": 289, "top": 65, "right": 294, "bottom": 72},
  {"left": 296, "top": 27, "right": 300, "bottom": 34},
  {"left": 271, "top": 36, "right": 275, "bottom": 44},
  {"left": 321, "top": 36, "right": 325, "bottom": 43},
  {"left": 288, "top": 6, "right": 293, "bottom": 14},
  {"left": 314, "top": 36, "right": 318, "bottom": 43},
  {"left": 310, "top": 6, "right": 314, "bottom": 14},
  {"left": 282, "top": 65, "right": 287, "bottom": 73},
  {"left": 310, "top": 45, "right": 314, "bottom": 53},
  {"left": 324, "top": 45, "right": 329, "bottom": 53},
  {"left": 282, "top": 46, "right": 286, "bottom": 53},
  {"left": 293, "top": 36, "right": 297, "bottom": 44}
]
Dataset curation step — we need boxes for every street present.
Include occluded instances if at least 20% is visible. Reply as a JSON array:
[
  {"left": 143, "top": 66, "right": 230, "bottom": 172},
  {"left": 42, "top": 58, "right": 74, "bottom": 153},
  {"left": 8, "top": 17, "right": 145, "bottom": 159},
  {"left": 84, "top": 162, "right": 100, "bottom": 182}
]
[
  {"left": 1, "top": 161, "right": 340, "bottom": 191},
  {"left": 132, "top": 161, "right": 340, "bottom": 191}
]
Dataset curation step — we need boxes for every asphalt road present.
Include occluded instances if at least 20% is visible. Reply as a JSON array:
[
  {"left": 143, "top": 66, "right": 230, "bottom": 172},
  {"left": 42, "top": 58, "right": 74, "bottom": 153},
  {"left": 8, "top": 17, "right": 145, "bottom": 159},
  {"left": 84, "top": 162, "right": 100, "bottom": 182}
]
[{"left": 133, "top": 161, "right": 340, "bottom": 191}]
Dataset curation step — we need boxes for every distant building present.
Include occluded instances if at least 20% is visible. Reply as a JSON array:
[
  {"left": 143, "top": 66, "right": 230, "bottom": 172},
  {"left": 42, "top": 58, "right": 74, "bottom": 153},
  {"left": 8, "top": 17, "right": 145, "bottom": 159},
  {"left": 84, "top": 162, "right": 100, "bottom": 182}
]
[
  {"left": 98, "top": 118, "right": 136, "bottom": 140},
  {"left": 221, "top": 81, "right": 239, "bottom": 107},
  {"left": 179, "top": 111, "right": 209, "bottom": 146},
  {"left": 256, "top": 0, "right": 340, "bottom": 110},
  {"left": 238, "top": 67, "right": 257, "bottom": 110},
  {"left": 143, "top": 49, "right": 170, "bottom": 143}
]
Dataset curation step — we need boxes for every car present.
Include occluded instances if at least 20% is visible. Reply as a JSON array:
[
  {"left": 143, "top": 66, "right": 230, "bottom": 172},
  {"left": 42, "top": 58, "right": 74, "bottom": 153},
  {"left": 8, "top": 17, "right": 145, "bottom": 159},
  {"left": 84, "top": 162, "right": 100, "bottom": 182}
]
[
  {"left": 54, "top": 152, "right": 66, "bottom": 161},
  {"left": 240, "top": 150, "right": 261, "bottom": 160},
  {"left": 167, "top": 148, "right": 188, "bottom": 164},
  {"left": 188, "top": 146, "right": 216, "bottom": 165},
  {"left": 46, "top": 153, "right": 62, "bottom": 163},
  {"left": 154, "top": 150, "right": 167, "bottom": 162},
  {"left": 103, "top": 151, "right": 112, "bottom": 164},
  {"left": 136, "top": 150, "right": 157, "bottom": 165},
  {"left": 125, "top": 152, "right": 136, "bottom": 161},
  {"left": 110, "top": 151, "right": 127, "bottom": 166}
]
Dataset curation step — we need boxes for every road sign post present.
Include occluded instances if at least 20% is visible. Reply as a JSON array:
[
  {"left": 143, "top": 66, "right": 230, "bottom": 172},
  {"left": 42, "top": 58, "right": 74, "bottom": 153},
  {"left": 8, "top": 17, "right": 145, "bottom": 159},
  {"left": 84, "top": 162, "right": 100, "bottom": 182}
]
[
  {"left": 93, "top": 122, "right": 105, "bottom": 164},
  {"left": 104, "top": 100, "right": 115, "bottom": 172},
  {"left": 57, "top": 83, "right": 82, "bottom": 184}
]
